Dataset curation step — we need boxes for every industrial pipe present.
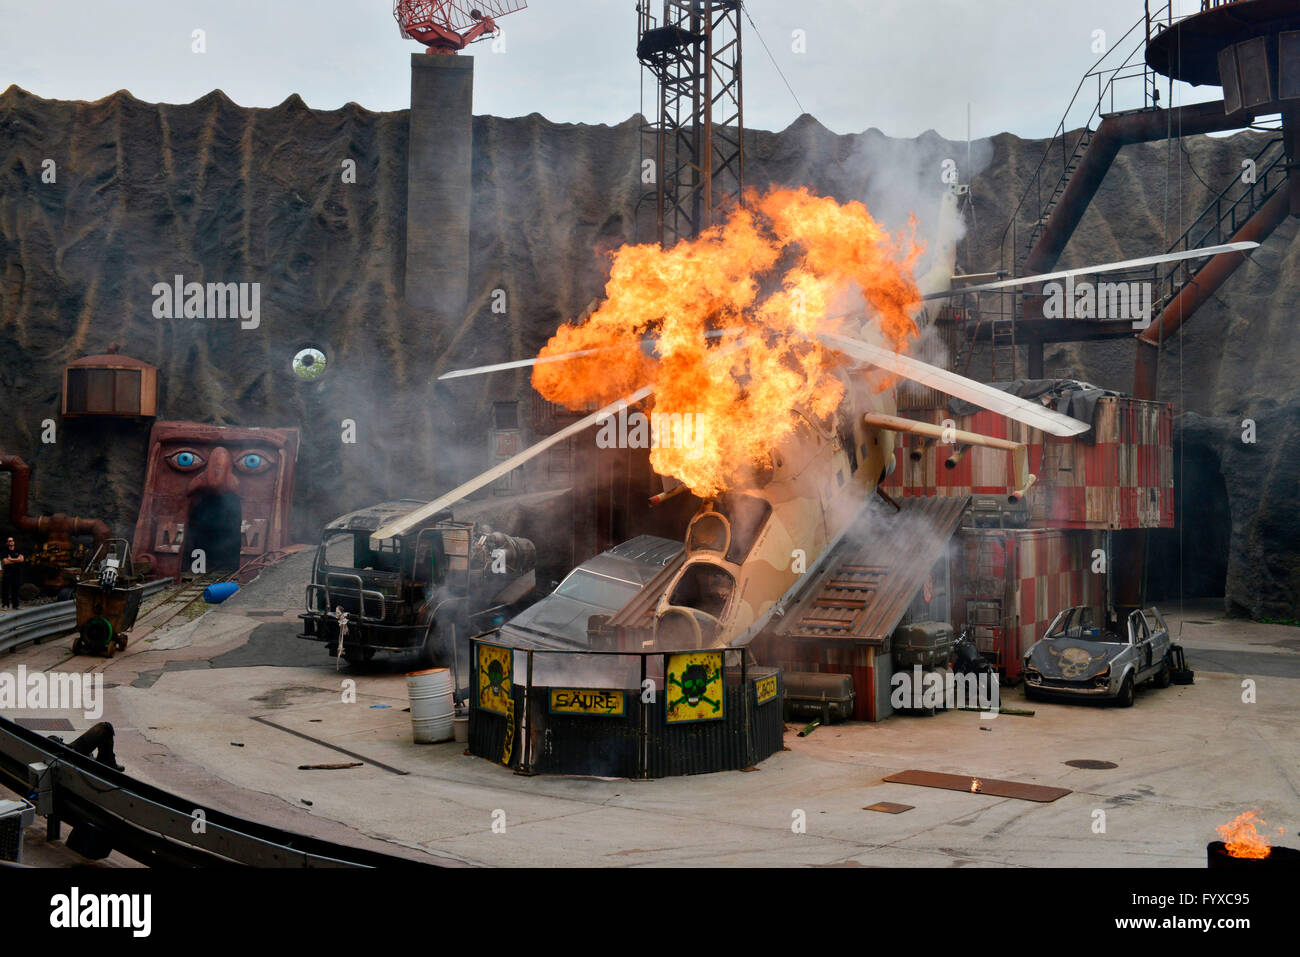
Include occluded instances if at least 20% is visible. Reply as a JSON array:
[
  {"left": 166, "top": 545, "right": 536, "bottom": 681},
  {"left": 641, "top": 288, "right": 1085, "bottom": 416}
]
[
  {"left": 863, "top": 413, "right": 1033, "bottom": 501},
  {"left": 1025, "top": 101, "right": 1242, "bottom": 276},
  {"left": 1133, "top": 187, "right": 1290, "bottom": 399},
  {"left": 0, "top": 455, "right": 110, "bottom": 544}
]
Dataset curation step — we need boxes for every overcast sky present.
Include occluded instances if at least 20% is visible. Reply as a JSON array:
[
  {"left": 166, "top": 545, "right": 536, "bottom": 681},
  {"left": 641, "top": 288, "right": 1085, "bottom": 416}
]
[{"left": 1, "top": 0, "right": 1219, "bottom": 140}]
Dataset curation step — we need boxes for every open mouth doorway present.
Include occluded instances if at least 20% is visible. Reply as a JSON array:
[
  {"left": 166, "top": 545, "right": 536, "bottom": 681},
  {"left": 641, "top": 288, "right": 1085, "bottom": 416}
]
[{"left": 185, "top": 491, "right": 243, "bottom": 573}]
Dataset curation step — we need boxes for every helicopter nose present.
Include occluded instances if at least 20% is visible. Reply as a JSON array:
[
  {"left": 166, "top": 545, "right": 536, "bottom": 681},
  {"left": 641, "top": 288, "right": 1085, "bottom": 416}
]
[{"left": 186, "top": 446, "right": 241, "bottom": 496}]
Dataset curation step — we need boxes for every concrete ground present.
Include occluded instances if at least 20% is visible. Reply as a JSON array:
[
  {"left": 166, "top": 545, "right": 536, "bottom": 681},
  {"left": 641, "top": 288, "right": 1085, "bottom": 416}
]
[{"left": 2, "top": 563, "right": 1296, "bottom": 867}]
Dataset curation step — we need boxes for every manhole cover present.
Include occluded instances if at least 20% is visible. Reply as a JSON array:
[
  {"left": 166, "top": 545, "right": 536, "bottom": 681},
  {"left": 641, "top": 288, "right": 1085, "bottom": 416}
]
[{"left": 1064, "top": 759, "right": 1117, "bottom": 770}]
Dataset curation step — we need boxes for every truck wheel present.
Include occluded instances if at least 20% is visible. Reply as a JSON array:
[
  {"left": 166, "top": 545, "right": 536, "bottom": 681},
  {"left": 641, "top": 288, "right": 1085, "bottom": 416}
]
[
  {"left": 342, "top": 647, "right": 375, "bottom": 668},
  {"left": 1155, "top": 655, "right": 1172, "bottom": 689},
  {"left": 1116, "top": 674, "right": 1135, "bottom": 708}
]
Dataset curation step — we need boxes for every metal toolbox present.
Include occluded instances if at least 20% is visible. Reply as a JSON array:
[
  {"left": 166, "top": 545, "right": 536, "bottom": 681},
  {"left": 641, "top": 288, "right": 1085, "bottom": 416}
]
[
  {"left": 782, "top": 671, "right": 855, "bottom": 724},
  {"left": 892, "top": 621, "right": 955, "bottom": 670}
]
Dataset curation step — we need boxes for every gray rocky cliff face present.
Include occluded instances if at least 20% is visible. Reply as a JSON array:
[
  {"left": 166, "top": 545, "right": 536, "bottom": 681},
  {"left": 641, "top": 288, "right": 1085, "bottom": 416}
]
[{"left": 1, "top": 85, "right": 1296, "bottom": 614}]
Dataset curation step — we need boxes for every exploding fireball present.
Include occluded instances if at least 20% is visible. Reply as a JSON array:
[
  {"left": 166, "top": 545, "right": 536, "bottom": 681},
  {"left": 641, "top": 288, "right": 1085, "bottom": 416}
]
[{"left": 531, "top": 187, "right": 923, "bottom": 498}]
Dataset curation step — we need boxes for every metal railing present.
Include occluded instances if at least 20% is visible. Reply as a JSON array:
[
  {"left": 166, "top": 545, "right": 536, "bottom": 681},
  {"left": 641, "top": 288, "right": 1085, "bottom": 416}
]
[
  {"left": 0, "top": 579, "right": 171, "bottom": 655},
  {"left": 1070, "top": 136, "right": 1288, "bottom": 312},
  {"left": 998, "top": 2, "right": 1177, "bottom": 277},
  {"left": 307, "top": 573, "right": 388, "bottom": 622}
]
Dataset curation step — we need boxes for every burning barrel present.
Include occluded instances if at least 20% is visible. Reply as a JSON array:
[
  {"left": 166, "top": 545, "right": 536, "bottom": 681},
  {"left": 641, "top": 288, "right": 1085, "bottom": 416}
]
[
  {"left": 1207, "top": 841, "right": 1300, "bottom": 869},
  {"left": 1207, "top": 810, "right": 1299, "bottom": 869}
]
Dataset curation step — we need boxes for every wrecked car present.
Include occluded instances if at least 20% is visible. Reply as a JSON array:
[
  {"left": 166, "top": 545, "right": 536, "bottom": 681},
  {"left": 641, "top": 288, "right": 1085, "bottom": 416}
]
[{"left": 1022, "top": 605, "right": 1175, "bottom": 707}]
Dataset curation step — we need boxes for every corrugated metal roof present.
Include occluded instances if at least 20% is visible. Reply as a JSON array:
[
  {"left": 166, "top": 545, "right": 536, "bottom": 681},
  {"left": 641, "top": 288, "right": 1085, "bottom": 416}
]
[{"left": 774, "top": 494, "right": 970, "bottom": 645}]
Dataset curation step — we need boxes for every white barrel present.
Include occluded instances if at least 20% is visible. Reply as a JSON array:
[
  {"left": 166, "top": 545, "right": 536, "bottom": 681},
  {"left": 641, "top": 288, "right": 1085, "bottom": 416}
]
[{"left": 407, "top": 668, "right": 454, "bottom": 743}]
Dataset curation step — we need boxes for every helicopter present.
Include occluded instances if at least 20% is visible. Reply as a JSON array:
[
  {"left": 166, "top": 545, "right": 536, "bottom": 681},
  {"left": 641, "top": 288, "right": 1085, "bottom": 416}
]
[{"left": 380, "top": 189, "right": 1253, "bottom": 655}]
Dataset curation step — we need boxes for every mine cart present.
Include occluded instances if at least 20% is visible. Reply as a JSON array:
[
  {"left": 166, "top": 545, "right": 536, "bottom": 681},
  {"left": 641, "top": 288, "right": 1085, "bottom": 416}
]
[
  {"left": 73, "top": 540, "right": 146, "bottom": 657},
  {"left": 298, "top": 501, "right": 536, "bottom": 670}
]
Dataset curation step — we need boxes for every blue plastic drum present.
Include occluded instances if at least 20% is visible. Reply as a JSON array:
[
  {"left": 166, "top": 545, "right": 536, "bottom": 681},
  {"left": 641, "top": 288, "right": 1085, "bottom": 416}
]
[{"left": 203, "top": 581, "right": 240, "bottom": 604}]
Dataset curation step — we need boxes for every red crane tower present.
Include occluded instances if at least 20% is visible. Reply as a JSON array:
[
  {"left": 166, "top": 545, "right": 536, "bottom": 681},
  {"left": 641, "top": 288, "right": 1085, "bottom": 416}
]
[{"left": 394, "top": 1, "right": 527, "bottom": 54}]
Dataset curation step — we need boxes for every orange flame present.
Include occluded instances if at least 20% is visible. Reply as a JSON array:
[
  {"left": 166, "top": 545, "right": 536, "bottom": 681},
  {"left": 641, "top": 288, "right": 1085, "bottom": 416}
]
[
  {"left": 1216, "top": 809, "right": 1278, "bottom": 859},
  {"left": 531, "top": 187, "right": 923, "bottom": 498}
]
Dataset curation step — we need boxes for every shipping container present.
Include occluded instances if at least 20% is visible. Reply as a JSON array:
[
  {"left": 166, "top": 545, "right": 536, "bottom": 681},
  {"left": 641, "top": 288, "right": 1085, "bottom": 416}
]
[
  {"left": 951, "top": 527, "right": 1108, "bottom": 679},
  {"left": 882, "top": 396, "right": 1174, "bottom": 530}
]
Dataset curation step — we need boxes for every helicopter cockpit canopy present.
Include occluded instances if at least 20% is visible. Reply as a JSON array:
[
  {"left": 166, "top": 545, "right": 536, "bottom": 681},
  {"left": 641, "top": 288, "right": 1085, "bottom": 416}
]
[
  {"left": 685, "top": 511, "right": 728, "bottom": 554},
  {"left": 667, "top": 563, "right": 735, "bottom": 621}
]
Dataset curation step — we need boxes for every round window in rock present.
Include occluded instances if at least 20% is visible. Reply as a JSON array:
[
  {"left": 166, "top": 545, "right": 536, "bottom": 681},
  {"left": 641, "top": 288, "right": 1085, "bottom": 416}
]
[{"left": 292, "top": 347, "right": 327, "bottom": 381}]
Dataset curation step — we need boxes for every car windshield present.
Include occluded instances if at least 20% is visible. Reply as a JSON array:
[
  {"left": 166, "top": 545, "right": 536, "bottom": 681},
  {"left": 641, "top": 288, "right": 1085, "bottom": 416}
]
[
  {"left": 553, "top": 569, "right": 640, "bottom": 610},
  {"left": 1045, "top": 607, "right": 1116, "bottom": 641}
]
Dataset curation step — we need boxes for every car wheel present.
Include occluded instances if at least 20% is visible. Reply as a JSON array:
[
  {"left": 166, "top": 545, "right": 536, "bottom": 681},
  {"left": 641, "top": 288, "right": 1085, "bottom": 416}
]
[
  {"left": 1023, "top": 681, "right": 1038, "bottom": 701},
  {"left": 1116, "top": 674, "right": 1135, "bottom": 707},
  {"left": 1154, "top": 654, "right": 1172, "bottom": 688}
]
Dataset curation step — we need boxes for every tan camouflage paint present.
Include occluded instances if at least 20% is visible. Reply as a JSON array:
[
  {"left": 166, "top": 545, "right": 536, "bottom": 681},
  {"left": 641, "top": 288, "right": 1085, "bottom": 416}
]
[{"left": 654, "top": 364, "right": 899, "bottom": 649}]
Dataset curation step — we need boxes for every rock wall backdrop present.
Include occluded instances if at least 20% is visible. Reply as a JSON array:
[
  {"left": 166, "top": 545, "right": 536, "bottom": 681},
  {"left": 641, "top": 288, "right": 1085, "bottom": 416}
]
[{"left": 1, "top": 83, "right": 1296, "bottom": 615}]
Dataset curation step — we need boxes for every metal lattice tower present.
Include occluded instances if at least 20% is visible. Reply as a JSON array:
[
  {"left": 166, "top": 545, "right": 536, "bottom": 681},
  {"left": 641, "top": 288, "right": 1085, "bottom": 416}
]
[{"left": 636, "top": 1, "right": 744, "bottom": 247}]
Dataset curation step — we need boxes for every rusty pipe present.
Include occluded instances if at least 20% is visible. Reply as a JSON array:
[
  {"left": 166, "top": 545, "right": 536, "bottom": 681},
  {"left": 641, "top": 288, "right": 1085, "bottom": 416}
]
[
  {"left": 0, "top": 454, "right": 110, "bottom": 544},
  {"left": 0, "top": 454, "right": 37, "bottom": 532},
  {"left": 1134, "top": 188, "right": 1290, "bottom": 399},
  {"left": 1024, "top": 101, "right": 1242, "bottom": 276}
]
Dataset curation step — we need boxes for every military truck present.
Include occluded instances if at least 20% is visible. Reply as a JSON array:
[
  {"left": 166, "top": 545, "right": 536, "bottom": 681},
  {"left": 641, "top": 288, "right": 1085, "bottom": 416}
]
[{"left": 298, "top": 500, "right": 536, "bottom": 669}]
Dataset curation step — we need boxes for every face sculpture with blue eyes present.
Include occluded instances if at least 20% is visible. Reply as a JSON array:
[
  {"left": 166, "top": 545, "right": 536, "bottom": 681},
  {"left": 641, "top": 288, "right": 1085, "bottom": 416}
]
[
  {"left": 131, "top": 422, "right": 301, "bottom": 579},
  {"left": 164, "top": 445, "right": 277, "bottom": 492}
]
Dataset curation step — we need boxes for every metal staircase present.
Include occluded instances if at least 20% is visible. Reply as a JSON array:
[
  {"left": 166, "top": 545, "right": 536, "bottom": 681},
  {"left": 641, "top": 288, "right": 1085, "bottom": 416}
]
[
  {"left": 955, "top": 3, "right": 1173, "bottom": 379},
  {"left": 1149, "top": 136, "right": 1288, "bottom": 314},
  {"left": 1003, "top": 4, "right": 1170, "bottom": 279},
  {"left": 1018, "top": 128, "right": 1095, "bottom": 271}
]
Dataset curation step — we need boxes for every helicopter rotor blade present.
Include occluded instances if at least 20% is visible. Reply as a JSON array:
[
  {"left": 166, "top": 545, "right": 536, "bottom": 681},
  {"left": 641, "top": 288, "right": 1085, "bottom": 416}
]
[
  {"left": 437, "top": 349, "right": 607, "bottom": 380},
  {"left": 373, "top": 384, "right": 656, "bottom": 540},
  {"left": 437, "top": 329, "right": 742, "bottom": 381},
  {"left": 818, "top": 332, "right": 1090, "bottom": 437},
  {"left": 382, "top": 337, "right": 753, "bottom": 539},
  {"left": 921, "top": 241, "right": 1260, "bottom": 300}
]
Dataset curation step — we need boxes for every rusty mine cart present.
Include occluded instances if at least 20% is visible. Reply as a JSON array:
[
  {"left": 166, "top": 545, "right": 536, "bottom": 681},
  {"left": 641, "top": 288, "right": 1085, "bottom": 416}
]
[
  {"left": 73, "top": 540, "right": 146, "bottom": 657},
  {"left": 298, "top": 501, "right": 536, "bottom": 669}
]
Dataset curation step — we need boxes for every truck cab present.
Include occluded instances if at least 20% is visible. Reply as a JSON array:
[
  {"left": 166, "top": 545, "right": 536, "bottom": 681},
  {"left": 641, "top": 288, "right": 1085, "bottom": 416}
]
[{"left": 298, "top": 500, "right": 536, "bottom": 669}]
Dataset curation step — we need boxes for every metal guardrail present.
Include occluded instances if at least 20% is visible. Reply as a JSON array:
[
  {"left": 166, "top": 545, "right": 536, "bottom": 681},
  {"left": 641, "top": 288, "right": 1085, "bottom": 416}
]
[
  {"left": 0, "top": 715, "right": 439, "bottom": 867},
  {"left": 0, "top": 578, "right": 172, "bottom": 655}
]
